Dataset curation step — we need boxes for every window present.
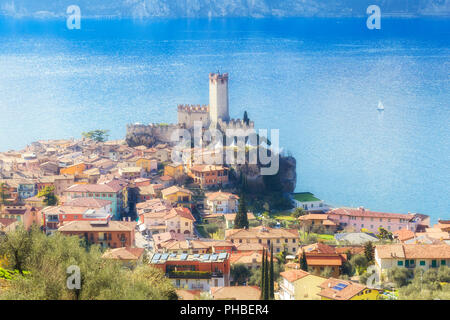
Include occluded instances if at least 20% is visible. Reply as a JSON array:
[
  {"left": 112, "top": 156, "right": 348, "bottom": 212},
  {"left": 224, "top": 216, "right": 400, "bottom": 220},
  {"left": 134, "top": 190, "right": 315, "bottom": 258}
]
[
  {"left": 398, "top": 261, "right": 403, "bottom": 266},
  {"left": 420, "top": 261, "right": 425, "bottom": 266},
  {"left": 441, "top": 260, "right": 446, "bottom": 266}
]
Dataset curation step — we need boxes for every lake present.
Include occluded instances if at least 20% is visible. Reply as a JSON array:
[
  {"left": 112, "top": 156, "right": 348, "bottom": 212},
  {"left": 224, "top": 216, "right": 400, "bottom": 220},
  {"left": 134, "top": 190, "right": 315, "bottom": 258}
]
[{"left": 0, "top": 17, "right": 448, "bottom": 222}]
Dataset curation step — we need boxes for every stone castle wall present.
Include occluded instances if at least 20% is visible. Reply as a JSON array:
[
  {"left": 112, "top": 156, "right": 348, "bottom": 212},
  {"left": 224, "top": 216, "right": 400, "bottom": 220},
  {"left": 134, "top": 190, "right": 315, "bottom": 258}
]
[{"left": 126, "top": 123, "right": 179, "bottom": 146}]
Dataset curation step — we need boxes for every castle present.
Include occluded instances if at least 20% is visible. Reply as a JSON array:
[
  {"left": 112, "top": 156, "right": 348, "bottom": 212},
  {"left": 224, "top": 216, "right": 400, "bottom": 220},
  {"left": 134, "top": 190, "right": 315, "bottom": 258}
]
[{"left": 126, "top": 72, "right": 254, "bottom": 146}]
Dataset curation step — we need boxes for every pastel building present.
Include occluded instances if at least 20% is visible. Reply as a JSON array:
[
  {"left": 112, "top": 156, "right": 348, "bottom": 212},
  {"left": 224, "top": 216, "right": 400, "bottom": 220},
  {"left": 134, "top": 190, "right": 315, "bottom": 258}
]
[
  {"left": 41, "top": 198, "right": 112, "bottom": 235},
  {"left": 279, "top": 269, "right": 325, "bottom": 300},
  {"left": 64, "top": 181, "right": 127, "bottom": 219},
  {"left": 149, "top": 252, "right": 230, "bottom": 291},
  {"left": 205, "top": 190, "right": 239, "bottom": 214},
  {"left": 375, "top": 244, "right": 450, "bottom": 276},
  {"left": 327, "top": 207, "right": 429, "bottom": 234}
]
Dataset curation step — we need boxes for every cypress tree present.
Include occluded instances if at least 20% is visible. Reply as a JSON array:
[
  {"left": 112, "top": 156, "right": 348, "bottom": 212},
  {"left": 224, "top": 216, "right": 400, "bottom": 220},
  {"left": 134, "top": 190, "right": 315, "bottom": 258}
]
[
  {"left": 269, "top": 244, "right": 274, "bottom": 300},
  {"left": 264, "top": 248, "right": 270, "bottom": 300},
  {"left": 260, "top": 249, "right": 266, "bottom": 299},
  {"left": 234, "top": 192, "right": 249, "bottom": 229},
  {"left": 300, "top": 249, "right": 308, "bottom": 271}
]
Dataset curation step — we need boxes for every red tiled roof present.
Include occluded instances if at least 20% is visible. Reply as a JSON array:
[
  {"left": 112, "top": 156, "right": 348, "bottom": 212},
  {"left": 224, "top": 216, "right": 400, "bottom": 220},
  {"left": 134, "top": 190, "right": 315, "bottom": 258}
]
[
  {"left": 393, "top": 228, "right": 416, "bottom": 242},
  {"left": 329, "top": 207, "right": 413, "bottom": 220},
  {"left": 280, "top": 269, "right": 311, "bottom": 283},
  {"left": 318, "top": 278, "right": 367, "bottom": 300},
  {"left": 63, "top": 198, "right": 112, "bottom": 208},
  {"left": 376, "top": 244, "right": 450, "bottom": 259}
]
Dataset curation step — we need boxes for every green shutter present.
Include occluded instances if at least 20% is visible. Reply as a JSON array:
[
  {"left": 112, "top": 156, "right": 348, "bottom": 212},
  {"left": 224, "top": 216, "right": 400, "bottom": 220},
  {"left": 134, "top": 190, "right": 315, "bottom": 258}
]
[
  {"left": 420, "top": 261, "right": 425, "bottom": 266},
  {"left": 397, "top": 260, "right": 403, "bottom": 266}
]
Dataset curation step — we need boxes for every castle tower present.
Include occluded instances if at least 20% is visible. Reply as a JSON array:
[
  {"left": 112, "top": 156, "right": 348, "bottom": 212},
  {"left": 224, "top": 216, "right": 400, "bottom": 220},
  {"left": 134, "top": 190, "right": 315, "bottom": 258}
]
[{"left": 209, "top": 72, "right": 230, "bottom": 128}]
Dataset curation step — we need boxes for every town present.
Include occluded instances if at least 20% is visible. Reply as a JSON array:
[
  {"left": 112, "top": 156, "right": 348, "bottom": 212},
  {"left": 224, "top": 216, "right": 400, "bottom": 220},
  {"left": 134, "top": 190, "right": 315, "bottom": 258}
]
[{"left": 0, "top": 73, "right": 449, "bottom": 300}]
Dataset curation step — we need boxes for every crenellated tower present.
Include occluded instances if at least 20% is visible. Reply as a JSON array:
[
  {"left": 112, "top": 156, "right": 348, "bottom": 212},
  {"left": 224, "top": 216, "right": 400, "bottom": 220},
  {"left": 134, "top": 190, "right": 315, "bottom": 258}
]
[{"left": 209, "top": 72, "right": 230, "bottom": 128}]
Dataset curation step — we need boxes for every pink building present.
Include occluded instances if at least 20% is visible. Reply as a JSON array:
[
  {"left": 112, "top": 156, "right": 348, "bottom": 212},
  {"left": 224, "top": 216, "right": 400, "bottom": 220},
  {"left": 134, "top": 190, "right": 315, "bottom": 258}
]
[{"left": 327, "top": 207, "right": 429, "bottom": 234}]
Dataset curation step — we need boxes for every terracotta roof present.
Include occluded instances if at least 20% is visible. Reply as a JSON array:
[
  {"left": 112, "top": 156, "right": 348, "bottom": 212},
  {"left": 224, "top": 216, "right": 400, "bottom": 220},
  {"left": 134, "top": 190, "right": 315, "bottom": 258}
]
[
  {"left": 138, "top": 185, "right": 156, "bottom": 195},
  {"left": 63, "top": 198, "right": 112, "bottom": 208},
  {"left": 225, "top": 226, "right": 298, "bottom": 239},
  {"left": 65, "top": 183, "right": 122, "bottom": 193},
  {"left": 0, "top": 218, "right": 17, "bottom": 228},
  {"left": 206, "top": 191, "right": 239, "bottom": 201},
  {"left": 165, "top": 207, "right": 196, "bottom": 221},
  {"left": 318, "top": 278, "right": 367, "bottom": 300},
  {"left": 158, "top": 175, "right": 174, "bottom": 181},
  {"left": 335, "top": 246, "right": 365, "bottom": 255},
  {"left": 393, "top": 228, "right": 416, "bottom": 242},
  {"left": 305, "top": 256, "right": 343, "bottom": 266},
  {"left": 301, "top": 243, "right": 337, "bottom": 255},
  {"left": 280, "top": 269, "right": 310, "bottom": 283},
  {"left": 58, "top": 220, "right": 136, "bottom": 232},
  {"left": 230, "top": 251, "right": 263, "bottom": 265},
  {"left": 328, "top": 207, "right": 413, "bottom": 220},
  {"left": 102, "top": 247, "right": 144, "bottom": 261},
  {"left": 298, "top": 214, "right": 330, "bottom": 221},
  {"left": 161, "top": 239, "right": 210, "bottom": 250},
  {"left": 161, "top": 185, "right": 192, "bottom": 197},
  {"left": 190, "top": 164, "right": 228, "bottom": 173},
  {"left": 375, "top": 244, "right": 450, "bottom": 259},
  {"left": 210, "top": 286, "right": 261, "bottom": 300},
  {"left": 223, "top": 212, "right": 256, "bottom": 221}
]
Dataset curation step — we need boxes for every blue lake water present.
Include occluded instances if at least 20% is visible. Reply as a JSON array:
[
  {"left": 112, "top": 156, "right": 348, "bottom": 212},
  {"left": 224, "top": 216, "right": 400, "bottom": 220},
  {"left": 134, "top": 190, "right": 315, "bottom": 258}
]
[{"left": 0, "top": 17, "right": 449, "bottom": 222}]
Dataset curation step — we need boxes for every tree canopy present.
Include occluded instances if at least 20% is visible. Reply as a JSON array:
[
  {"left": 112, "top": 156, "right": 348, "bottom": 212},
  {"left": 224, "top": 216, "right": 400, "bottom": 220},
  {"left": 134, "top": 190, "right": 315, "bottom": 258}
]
[
  {"left": 82, "top": 130, "right": 110, "bottom": 142},
  {"left": 0, "top": 226, "right": 177, "bottom": 300},
  {"left": 37, "top": 185, "right": 58, "bottom": 206}
]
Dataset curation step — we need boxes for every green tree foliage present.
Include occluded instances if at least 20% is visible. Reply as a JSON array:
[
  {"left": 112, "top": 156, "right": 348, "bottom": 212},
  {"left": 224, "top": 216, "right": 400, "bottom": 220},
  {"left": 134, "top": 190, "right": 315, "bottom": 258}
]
[
  {"left": 269, "top": 244, "right": 274, "bottom": 300},
  {"left": 291, "top": 207, "right": 306, "bottom": 218},
  {"left": 37, "top": 186, "right": 58, "bottom": 206},
  {"left": 300, "top": 249, "right": 308, "bottom": 271},
  {"left": 234, "top": 192, "right": 249, "bottom": 229},
  {"left": 82, "top": 130, "right": 110, "bottom": 143},
  {"left": 231, "top": 263, "right": 251, "bottom": 286},
  {"left": 320, "top": 266, "right": 334, "bottom": 278},
  {"left": 0, "top": 226, "right": 33, "bottom": 275},
  {"left": 243, "top": 111, "right": 249, "bottom": 126},
  {"left": 349, "top": 254, "right": 369, "bottom": 275},
  {"left": 397, "top": 267, "right": 450, "bottom": 300},
  {"left": 276, "top": 244, "right": 288, "bottom": 265},
  {"left": 263, "top": 249, "right": 270, "bottom": 300},
  {"left": 377, "top": 227, "right": 393, "bottom": 241},
  {"left": 387, "top": 266, "right": 414, "bottom": 288},
  {"left": 0, "top": 226, "right": 177, "bottom": 300},
  {"left": 250, "top": 258, "right": 284, "bottom": 288},
  {"left": 364, "top": 242, "right": 374, "bottom": 263},
  {"left": 205, "top": 224, "right": 219, "bottom": 235},
  {"left": 0, "top": 182, "right": 9, "bottom": 205},
  {"left": 260, "top": 249, "right": 265, "bottom": 300}
]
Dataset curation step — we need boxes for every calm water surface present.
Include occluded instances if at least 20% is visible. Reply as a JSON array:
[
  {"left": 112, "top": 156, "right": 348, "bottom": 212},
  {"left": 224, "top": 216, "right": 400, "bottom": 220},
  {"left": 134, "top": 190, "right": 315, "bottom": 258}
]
[{"left": 0, "top": 17, "right": 448, "bottom": 222}]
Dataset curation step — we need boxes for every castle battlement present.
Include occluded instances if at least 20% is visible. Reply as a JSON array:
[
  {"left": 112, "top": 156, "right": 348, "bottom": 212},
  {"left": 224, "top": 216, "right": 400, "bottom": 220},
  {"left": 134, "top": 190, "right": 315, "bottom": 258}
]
[
  {"left": 217, "top": 118, "right": 255, "bottom": 131},
  {"left": 177, "top": 104, "right": 209, "bottom": 113},
  {"left": 209, "top": 72, "right": 229, "bottom": 82}
]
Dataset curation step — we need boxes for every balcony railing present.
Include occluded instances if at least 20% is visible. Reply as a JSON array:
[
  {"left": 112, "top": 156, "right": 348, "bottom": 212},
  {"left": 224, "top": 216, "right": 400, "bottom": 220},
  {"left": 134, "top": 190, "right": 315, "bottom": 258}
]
[{"left": 167, "top": 271, "right": 223, "bottom": 279}]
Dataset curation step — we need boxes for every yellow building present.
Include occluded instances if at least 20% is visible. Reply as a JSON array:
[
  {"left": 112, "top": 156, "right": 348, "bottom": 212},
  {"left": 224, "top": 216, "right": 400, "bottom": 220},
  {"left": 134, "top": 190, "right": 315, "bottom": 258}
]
[
  {"left": 318, "top": 278, "right": 380, "bottom": 300},
  {"left": 225, "top": 226, "right": 299, "bottom": 255},
  {"left": 164, "top": 163, "right": 184, "bottom": 178},
  {"left": 60, "top": 162, "right": 87, "bottom": 176},
  {"left": 161, "top": 186, "right": 193, "bottom": 208},
  {"left": 279, "top": 269, "right": 325, "bottom": 300},
  {"left": 135, "top": 158, "right": 157, "bottom": 173}
]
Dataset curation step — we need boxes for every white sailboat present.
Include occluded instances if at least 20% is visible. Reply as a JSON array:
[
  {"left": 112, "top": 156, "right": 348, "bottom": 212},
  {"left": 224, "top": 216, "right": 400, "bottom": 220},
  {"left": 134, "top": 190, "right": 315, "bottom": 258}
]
[{"left": 377, "top": 101, "right": 385, "bottom": 111}]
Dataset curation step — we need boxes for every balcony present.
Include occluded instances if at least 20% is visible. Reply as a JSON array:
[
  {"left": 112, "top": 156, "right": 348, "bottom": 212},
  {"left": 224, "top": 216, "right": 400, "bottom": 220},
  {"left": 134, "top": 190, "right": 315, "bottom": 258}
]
[{"left": 168, "top": 271, "right": 223, "bottom": 279}]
